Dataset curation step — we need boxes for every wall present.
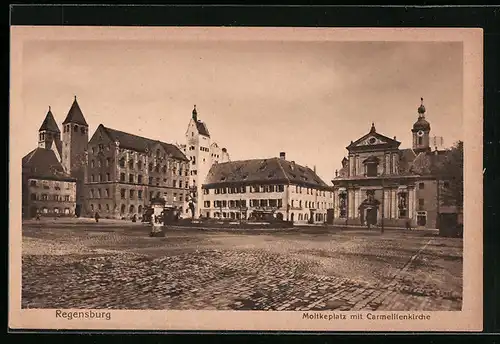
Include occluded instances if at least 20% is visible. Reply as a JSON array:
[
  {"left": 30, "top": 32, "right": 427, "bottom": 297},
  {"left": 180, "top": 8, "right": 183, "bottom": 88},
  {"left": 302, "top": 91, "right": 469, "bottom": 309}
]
[{"left": 25, "top": 178, "right": 77, "bottom": 217}]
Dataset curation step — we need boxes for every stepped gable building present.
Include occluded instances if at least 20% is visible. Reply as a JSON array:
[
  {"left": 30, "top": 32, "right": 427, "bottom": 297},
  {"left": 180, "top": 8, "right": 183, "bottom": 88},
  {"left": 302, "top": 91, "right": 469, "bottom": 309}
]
[
  {"left": 180, "top": 105, "right": 230, "bottom": 218},
  {"left": 84, "top": 124, "right": 190, "bottom": 219},
  {"left": 201, "top": 152, "right": 334, "bottom": 224},
  {"left": 22, "top": 106, "right": 77, "bottom": 218},
  {"left": 332, "top": 98, "right": 456, "bottom": 229}
]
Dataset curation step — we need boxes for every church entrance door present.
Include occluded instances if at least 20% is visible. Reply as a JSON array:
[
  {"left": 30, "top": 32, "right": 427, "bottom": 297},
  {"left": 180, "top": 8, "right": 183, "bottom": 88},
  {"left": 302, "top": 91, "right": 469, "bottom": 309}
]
[{"left": 366, "top": 207, "right": 378, "bottom": 226}]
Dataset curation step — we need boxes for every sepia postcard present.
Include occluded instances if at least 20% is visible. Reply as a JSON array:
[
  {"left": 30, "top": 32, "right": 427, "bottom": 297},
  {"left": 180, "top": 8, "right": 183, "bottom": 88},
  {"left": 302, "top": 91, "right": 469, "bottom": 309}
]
[{"left": 9, "top": 26, "right": 483, "bottom": 332}]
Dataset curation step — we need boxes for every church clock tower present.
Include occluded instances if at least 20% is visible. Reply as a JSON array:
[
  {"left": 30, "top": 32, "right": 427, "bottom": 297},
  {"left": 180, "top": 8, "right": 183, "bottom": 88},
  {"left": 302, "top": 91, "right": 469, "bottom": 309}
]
[{"left": 411, "top": 97, "right": 431, "bottom": 154}]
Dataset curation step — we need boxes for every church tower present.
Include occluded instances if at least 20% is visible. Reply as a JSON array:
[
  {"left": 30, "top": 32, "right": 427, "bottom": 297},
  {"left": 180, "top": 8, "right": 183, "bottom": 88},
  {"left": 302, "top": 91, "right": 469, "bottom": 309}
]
[
  {"left": 411, "top": 97, "right": 431, "bottom": 154},
  {"left": 38, "top": 106, "right": 61, "bottom": 152},
  {"left": 62, "top": 96, "right": 89, "bottom": 215}
]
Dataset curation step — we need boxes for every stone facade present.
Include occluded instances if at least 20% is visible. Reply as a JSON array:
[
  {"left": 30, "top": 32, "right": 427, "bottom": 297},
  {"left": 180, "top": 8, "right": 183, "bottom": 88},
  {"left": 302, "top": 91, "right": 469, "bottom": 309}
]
[
  {"left": 181, "top": 105, "right": 230, "bottom": 218},
  {"left": 332, "top": 99, "right": 457, "bottom": 229},
  {"left": 24, "top": 178, "right": 77, "bottom": 217},
  {"left": 84, "top": 124, "right": 190, "bottom": 219}
]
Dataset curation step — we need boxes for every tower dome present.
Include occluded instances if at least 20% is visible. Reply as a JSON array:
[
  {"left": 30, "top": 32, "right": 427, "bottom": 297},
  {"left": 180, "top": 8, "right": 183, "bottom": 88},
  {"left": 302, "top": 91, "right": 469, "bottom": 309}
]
[{"left": 412, "top": 97, "right": 430, "bottom": 131}]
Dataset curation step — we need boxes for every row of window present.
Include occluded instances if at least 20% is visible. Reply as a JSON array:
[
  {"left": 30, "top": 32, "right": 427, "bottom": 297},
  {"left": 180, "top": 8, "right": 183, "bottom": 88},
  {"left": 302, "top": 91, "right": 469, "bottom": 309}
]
[
  {"left": 292, "top": 185, "right": 331, "bottom": 197},
  {"left": 30, "top": 194, "right": 71, "bottom": 202},
  {"left": 204, "top": 199, "right": 284, "bottom": 209},
  {"left": 89, "top": 173, "right": 190, "bottom": 188},
  {"left": 29, "top": 180, "right": 71, "bottom": 190},
  {"left": 63, "top": 124, "right": 87, "bottom": 134},
  {"left": 39, "top": 132, "right": 61, "bottom": 141},
  {"left": 36, "top": 207, "right": 72, "bottom": 214},
  {"left": 290, "top": 200, "right": 332, "bottom": 210},
  {"left": 89, "top": 203, "right": 144, "bottom": 215}
]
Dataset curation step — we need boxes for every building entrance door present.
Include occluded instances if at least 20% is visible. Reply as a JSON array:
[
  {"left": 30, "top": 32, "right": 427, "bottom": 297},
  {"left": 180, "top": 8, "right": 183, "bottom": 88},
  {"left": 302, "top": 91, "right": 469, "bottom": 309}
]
[{"left": 366, "top": 207, "right": 378, "bottom": 226}]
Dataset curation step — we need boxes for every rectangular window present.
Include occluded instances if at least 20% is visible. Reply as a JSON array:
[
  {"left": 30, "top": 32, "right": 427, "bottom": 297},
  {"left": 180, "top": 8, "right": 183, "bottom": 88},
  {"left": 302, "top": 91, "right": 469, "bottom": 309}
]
[
  {"left": 106, "top": 158, "right": 110, "bottom": 167},
  {"left": 173, "top": 180, "right": 177, "bottom": 188},
  {"left": 130, "top": 190, "right": 135, "bottom": 199},
  {"left": 149, "top": 177, "right": 153, "bottom": 185},
  {"left": 106, "top": 173, "right": 111, "bottom": 181},
  {"left": 204, "top": 201, "right": 210, "bottom": 208},
  {"left": 129, "top": 174, "right": 134, "bottom": 183},
  {"left": 138, "top": 190, "right": 143, "bottom": 199},
  {"left": 120, "top": 173, "right": 125, "bottom": 182},
  {"left": 156, "top": 177, "right": 160, "bottom": 186},
  {"left": 277, "top": 199, "right": 283, "bottom": 208},
  {"left": 121, "top": 189, "right": 126, "bottom": 199},
  {"left": 64, "top": 195, "right": 70, "bottom": 202},
  {"left": 419, "top": 182, "right": 425, "bottom": 189},
  {"left": 138, "top": 175, "right": 143, "bottom": 184},
  {"left": 179, "top": 194, "right": 183, "bottom": 202},
  {"left": 30, "top": 180, "right": 37, "bottom": 187}
]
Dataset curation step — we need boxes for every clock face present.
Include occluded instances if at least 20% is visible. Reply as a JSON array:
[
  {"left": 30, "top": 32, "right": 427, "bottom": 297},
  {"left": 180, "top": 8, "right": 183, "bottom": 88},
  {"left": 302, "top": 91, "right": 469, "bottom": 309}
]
[{"left": 417, "top": 130, "right": 424, "bottom": 137}]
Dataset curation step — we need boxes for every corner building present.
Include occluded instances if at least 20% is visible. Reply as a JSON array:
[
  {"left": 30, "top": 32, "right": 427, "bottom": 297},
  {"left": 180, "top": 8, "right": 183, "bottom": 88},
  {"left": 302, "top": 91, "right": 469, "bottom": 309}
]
[
  {"left": 332, "top": 99, "right": 457, "bottom": 229},
  {"left": 201, "top": 153, "right": 334, "bottom": 224},
  {"left": 84, "top": 125, "right": 190, "bottom": 219}
]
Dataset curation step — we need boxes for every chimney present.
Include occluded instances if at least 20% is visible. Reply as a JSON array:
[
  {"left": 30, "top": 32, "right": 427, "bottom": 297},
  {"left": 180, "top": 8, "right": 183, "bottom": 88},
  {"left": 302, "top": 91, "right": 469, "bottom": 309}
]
[
  {"left": 394, "top": 136, "right": 397, "bottom": 140},
  {"left": 313, "top": 165, "right": 317, "bottom": 173},
  {"left": 279, "top": 152, "right": 286, "bottom": 160},
  {"left": 291, "top": 161, "right": 295, "bottom": 170}
]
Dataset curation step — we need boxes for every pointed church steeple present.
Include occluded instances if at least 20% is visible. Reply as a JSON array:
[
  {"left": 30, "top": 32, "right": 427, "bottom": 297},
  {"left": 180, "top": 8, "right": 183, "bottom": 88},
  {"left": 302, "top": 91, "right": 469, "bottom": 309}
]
[
  {"left": 38, "top": 106, "right": 61, "bottom": 150},
  {"left": 39, "top": 106, "right": 60, "bottom": 133},
  {"left": 63, "top": 95, "right": 88, "bottom": 126}
]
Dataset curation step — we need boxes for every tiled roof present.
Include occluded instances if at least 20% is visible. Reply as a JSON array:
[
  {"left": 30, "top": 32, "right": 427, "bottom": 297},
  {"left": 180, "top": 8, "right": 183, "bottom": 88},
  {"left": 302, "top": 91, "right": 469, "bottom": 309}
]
[
  {"left": 62, "top": 98, "right": 88, "bottom": 126},
  {"left": 22, "top": 148, "right": 75, "bottom": 182},
  {"left": 195, "top": 120, "right": 210, "bottom": 137},
  {"left": 204, "top": 157, "right": 331, "bottom": 189},
  {"left": 100, "top": 125, "right": 189, "bottom": 161},
  {"left": 38, "top": 109, "right": 60, "bottom": 133}
]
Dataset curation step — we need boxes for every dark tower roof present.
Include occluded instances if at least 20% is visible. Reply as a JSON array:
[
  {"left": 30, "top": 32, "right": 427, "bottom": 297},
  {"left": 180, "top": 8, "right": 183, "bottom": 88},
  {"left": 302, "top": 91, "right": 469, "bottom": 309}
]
[
  {"left": 62, "top": 96, "right": 88, "bottom": 126},
  {"left": 192, "top": 104, "right": 198, "bottom": 121},
  {"left": 38, "top": 106, "right": 60, "bottom": 133},
  {"left": 413, "top": 97, "right": 430, "bottom": 131}
]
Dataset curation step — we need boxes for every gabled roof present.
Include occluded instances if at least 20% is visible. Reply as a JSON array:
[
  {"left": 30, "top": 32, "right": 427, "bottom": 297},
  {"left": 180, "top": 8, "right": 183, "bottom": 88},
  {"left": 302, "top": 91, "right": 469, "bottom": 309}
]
[
  {"left": 62, "top": 97, "right": 88, "bottom": 126},
  {"left": 38, "top": 108, "right": 60, "bottom": 133},
  {"left": 98, "top": 125, "right": 189, "bottom": 161},
  {"left": 22, "top": 147, "right": 75, "bottom": 182},
  {"left": 204, "top": 157, "right": 331, "bottom": 189},
  {"left": 195, "top": 120, "right": 210, "bottom": 137},
  {"left": 347, "top": 123, "right": 400, "bottom": 151}
]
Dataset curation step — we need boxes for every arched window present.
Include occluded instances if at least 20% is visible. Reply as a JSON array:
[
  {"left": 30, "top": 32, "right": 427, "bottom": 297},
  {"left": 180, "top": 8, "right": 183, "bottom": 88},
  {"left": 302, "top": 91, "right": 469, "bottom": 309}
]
[
  {"left": 138, "top": 205, "right": 143, "bottom": 214},
  {"left": 129, "top": 205, "right": 135, "bottom": 214},
  {"left": 120, "top": 204, "right": 126, "bottom": 214},
  {"left": 119, "top": 158, "right": 126, "bottom": 168},
  {"left": 129, "top": 159, "right": 134, "bottom": 169}
]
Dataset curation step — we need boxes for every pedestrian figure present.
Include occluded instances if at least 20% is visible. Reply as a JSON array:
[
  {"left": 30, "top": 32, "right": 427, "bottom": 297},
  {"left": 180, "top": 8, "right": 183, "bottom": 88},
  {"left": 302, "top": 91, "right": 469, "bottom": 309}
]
[
  {"left": 132, "top": 214, "right": 137, "bottom": 223},
  {"left": 405, "top": 218, "right": 412, "bottom": 231},
  {"left": 94, "top": 212, "right": 100, "bottom": 223},
  {"left": 36, "top": 211, "right": 40, "bottom": 221}
]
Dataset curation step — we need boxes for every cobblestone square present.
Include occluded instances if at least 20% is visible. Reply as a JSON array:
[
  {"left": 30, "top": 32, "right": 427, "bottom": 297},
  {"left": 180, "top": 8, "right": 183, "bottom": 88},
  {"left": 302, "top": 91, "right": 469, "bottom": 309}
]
[{"left": 21, "top": 219, "right": 463, "bottom": 311}]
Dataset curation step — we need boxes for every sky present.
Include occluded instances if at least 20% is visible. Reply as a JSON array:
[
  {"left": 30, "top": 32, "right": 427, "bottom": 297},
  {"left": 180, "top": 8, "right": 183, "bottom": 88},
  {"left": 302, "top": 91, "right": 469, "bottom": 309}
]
[{"left": 20, "top": 38, "right": 463, "bottom": 183}]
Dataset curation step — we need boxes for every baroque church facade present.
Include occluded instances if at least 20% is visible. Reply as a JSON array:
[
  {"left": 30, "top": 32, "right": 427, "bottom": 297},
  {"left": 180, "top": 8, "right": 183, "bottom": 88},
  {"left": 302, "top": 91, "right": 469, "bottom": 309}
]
[{"left": 331, "top": 99, "right": 457, "bottom": 229}]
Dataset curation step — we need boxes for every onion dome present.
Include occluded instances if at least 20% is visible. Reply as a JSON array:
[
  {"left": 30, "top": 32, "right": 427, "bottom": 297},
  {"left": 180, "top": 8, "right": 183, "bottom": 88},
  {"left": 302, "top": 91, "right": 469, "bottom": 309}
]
[{"left": 413, "top": 97, "right": 430, "bottom": 131}]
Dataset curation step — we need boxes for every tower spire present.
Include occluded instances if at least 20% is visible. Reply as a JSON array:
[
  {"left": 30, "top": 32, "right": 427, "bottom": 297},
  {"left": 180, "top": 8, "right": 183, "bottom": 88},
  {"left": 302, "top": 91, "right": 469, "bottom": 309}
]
[
  {"left": 418, "top": 97, "right": 426, "bottom": 117},
  {"left": 192, "top": 104, "right": 198, "bottom": 121},
  {"left": 370, "top": 122, "right": 376, "bottom": 133}
]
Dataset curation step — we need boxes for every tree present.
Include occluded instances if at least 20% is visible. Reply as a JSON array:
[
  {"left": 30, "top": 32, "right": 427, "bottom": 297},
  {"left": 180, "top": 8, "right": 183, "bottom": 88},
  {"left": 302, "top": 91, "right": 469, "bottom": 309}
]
[{"left": 434, "top": 140, "right": 464, "bottom": 212}]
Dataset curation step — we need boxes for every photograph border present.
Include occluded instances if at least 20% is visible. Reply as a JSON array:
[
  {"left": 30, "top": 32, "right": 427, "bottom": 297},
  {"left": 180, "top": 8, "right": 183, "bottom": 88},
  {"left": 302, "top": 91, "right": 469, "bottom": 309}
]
[{"left": 9, "top": 17, "right": 484, "bottom": 334}]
